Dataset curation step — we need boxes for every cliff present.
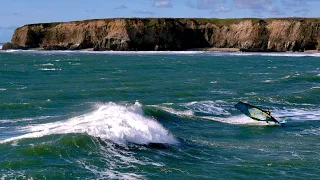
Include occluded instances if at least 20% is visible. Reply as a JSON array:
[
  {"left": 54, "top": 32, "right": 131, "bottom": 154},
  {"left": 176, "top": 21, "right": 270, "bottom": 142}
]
[{"left": 3, "top": 18, "right": 320, "bottom": 52}]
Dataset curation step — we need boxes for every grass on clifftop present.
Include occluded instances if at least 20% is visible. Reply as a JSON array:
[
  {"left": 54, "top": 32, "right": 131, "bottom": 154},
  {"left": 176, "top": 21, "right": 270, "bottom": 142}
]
[{"left": 21, "top": 17, "right": 320, "bottom": 29}]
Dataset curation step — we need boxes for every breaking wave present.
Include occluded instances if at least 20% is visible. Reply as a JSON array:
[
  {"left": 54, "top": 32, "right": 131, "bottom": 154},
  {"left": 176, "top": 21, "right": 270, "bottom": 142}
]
[
  {"left": 2, "top": 50, "right": 320, "bottom": 57},
  {"left": 1, "top": 102, "right": 178, "bottom": 145}
]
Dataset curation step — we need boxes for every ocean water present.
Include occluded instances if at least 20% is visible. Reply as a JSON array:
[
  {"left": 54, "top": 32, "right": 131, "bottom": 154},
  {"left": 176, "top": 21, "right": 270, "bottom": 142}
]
[{"left": 0, "top": 50, "right": 319, "bottom": 179}]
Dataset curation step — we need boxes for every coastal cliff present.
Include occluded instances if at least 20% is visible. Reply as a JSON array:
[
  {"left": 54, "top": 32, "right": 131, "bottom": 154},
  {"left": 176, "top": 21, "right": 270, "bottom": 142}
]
[{"left": 3, "top": 18, "right": 320, "bottom": 52}]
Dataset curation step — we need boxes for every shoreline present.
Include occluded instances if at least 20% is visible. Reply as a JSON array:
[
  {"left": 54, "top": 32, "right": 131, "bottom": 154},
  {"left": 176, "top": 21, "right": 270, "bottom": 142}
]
[{"left": 1, "top": 49, "right": 320, "bottom": 57}]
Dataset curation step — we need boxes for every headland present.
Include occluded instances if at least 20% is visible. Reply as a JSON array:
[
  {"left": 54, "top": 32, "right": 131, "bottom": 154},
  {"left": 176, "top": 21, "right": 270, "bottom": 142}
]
[{"left": 2, "top": 18, "right": 320, "bottom": 52}]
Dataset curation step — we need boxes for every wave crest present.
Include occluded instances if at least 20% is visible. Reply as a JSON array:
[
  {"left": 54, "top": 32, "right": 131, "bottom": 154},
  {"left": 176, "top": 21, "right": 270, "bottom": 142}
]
[{"left": 1, "top": 102, "right": 178, "bottom": 145}]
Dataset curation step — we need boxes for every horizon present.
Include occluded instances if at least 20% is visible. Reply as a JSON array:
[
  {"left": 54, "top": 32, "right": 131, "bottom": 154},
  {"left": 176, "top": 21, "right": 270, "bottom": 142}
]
[{"left": 1, "top": 0, "right": 320, "bottom": 42}]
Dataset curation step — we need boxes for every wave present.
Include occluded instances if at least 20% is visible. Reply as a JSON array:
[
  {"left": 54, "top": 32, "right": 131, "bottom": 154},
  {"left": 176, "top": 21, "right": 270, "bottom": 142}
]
[
  {"left": 183, "top": 100, "right": 231, "bottom": 116},
  {"left": 2, "top": 49, "right": 320, "bottom": 57},
  {"left": 201, "top": 115, "right": 278, "bottom": 126},
  {"left": 148, "top": 105, "right": 194, "bottom": 117},
  {"left": 38, "top": 68, "right": 61, "bottom": 71},
  {"left": 149, "top": 100, "right": 320, "bottom": 126},
  {"left": 0, "top": 116, "right": 54, "bottom": 124},
  {"left": 275, "top": 108, "right": 320, "bottom": 121},
  {"left": 279, "top": 73, "right": 320, "bottom": 83},
  {"left": 1, "top": 102, "right": 178, "bottom": 145}
]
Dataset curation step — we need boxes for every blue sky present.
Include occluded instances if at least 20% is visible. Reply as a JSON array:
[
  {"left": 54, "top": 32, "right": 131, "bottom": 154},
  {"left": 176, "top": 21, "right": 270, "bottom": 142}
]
[{"left": 1, "top": 0, "right": 320, "bottom": 42}]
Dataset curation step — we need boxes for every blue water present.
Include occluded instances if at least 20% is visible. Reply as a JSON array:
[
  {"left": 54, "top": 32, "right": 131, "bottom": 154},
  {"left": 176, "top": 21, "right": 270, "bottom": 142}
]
[{"left": 0, "top": 50, "right": 320, "bottom": 179}]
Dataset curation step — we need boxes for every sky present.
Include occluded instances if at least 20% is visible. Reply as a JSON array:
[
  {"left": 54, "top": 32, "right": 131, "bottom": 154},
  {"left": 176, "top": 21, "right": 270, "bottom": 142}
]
[{"left": 1, "top": 0, "right": 320, "bottom": 42}]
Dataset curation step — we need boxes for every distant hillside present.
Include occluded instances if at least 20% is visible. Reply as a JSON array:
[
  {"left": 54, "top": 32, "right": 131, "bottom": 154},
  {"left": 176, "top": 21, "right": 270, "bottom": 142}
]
[{"left": 2, "top": 18, "right": 320, "bottom": 52}]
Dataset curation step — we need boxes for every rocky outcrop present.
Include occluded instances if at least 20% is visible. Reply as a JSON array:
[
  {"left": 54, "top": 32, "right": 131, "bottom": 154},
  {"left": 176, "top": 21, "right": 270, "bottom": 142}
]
[
  {"left": 3, "top": 18, "right": 320, "bottom": 52},
  {"left": 2, "top": 42, "right": 26, "bottom": 50}
]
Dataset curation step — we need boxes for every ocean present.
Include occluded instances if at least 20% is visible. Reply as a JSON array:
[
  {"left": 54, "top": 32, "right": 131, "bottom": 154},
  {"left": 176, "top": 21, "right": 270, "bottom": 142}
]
[{"left": 0, "top": 50, "right": 319, "bottom": 179}]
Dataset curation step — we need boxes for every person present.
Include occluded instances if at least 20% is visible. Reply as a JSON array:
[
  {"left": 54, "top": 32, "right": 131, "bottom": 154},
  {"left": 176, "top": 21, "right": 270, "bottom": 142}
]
[
  {"left": 265, "top": 108, "right": 271, "bottom": 116},
  {"left": 265, "top": 108, "right": 272, "bottom": 123}
]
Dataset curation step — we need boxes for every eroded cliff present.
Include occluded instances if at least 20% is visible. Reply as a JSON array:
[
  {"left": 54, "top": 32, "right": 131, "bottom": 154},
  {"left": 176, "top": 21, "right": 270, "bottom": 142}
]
[{"left": 3, "top": 18, "right": 320, "bottom": 52}]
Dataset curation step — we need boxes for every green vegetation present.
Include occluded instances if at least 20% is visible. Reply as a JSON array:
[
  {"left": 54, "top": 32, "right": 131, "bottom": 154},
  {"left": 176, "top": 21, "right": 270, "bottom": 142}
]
[
  {"left": 146, "top": 19, "right": 159, "bottom": 27},
  {"left": 19, "top": 17, "right": 320, "bottom": 30},
  {"left": 208, "top": 18, "right": 242, "bottom": 26}
]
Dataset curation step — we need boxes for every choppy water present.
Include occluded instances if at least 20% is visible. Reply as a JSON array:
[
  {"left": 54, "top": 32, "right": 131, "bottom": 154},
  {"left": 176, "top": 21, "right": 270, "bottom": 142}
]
[{"left": 0, "top": 50, "right": 319, "bottom": 179}]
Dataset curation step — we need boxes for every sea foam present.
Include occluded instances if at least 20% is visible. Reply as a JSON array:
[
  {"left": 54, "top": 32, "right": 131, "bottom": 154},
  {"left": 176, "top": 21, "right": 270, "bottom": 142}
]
[
  {"left": 201, "top": 115, "right": 278, "bottom": 126},
  {"left": 1, "top": 102, "right": 178, "bottom": 145},
  {"left": 2, "top": 49, "right": 320, "bottom": 57}
]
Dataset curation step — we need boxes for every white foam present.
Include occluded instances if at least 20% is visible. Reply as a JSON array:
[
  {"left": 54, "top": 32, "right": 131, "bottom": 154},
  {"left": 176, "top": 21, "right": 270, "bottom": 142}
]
[
  {"left": 151, "top": 105, "right": 194, "bottom": 117},
  {"left": 211, "top": 90, "right": 236, "bottom": 95},
  {"left": 0, "top": 116, "right": 55, "bottom": 124},
  {"left": 184, "top": 101, "right": 231, "bottom": 116},
  {"left": 2, "top": 50, "right": 320, "bottom": 57},
  {"left": 1, "top": 102, "right": 178, "bottom": 145},
  {"left": 301, "top": 127, "right": 320, "bottom": 135},
  {"left": 275, "top": 108, "right": 320, "bottom": 121},
  {"left": 0, "top": 88, "right": 6, "bottom": 91},
  {"left": 245, "top": 92, "right": 257, "bottom": 96},
  {"left": 38, "top": 68, "right": 61, "bottom": 71},
  {"left": 39, "top": 63, "right": 54, "bottom": 66},
  {"left": 16, "top": 86, "right": 27, "bottom": 90},
  {"left": 202, "top": 115, "right": 277, "bottom": 126}
]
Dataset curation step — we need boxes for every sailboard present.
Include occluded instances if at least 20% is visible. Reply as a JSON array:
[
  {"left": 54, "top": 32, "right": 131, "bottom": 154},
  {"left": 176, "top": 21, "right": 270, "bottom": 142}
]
[{"left": 235, "top": 102, "right": 280, "bottom": 123}]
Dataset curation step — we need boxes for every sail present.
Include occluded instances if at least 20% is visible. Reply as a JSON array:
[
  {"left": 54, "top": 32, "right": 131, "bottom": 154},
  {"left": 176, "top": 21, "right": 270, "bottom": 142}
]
[{"left": 235, "top": 102, "right": 278, "bottom": 123}]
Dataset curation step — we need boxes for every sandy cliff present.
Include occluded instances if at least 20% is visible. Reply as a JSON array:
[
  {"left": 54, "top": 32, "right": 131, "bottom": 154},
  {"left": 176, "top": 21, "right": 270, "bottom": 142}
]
[{"left": 3, "top": 18, "right": 320, "bottom": 52}]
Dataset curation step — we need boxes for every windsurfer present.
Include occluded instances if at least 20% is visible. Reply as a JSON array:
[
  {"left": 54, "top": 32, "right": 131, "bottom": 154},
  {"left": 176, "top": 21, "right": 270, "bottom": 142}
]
[
  {"left": 266, "top": 108, "right": 271, "bottom": 115},
  {"left": 265, "top": 108, "right": 271, "bottom": 123}
]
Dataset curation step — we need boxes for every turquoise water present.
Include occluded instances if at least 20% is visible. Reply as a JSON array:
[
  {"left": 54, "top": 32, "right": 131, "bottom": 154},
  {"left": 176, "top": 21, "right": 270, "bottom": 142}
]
[{"left": 0, "top": 51, "right": 319, "bottom": 179}]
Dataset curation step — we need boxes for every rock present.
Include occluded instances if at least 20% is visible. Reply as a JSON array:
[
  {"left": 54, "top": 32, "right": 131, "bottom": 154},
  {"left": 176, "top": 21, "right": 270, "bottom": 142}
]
[
  {"left": 94, "top": 37, "right": 130, "bottom": 51},
  {"left": 43, "top": 45, "right": 68, "bottom": 50},
  {"left": 1, "top": 42, "right": 26, "bottom": 50}
]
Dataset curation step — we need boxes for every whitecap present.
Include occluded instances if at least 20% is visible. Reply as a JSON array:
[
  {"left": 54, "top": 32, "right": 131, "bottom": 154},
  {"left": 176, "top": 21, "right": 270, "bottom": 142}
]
[
  {"left": 245, "top": 92, "right": 257, "bottom": 95},
  {"left": 1, "top": 102, "right": 178, "bottom": 145},
  {"left": 150, "top": 105, "right": 194, "bottom": 117},
  {"left": 300, "top": 127, "right": 320, "bottom": 135},
  {"left": 210, "top": 90, "right": 235, "bottom": 95},
  {"left": 184, "top": 100, "right": 231, "bottom": 116},
  {"left": 2, "top": 50, "right": 320, "bottom": 57},
  {"left": 274, "top": 108, "right": 320, "bottom": 121},
  {"left": 0, "top": 116, "right": 54, "bottom": 124},
  {"left": 39, "top": 63, "right": 54, "bottom": 66},
  {"left": 201, "top": 115, "right": 277, "bottom": 126},
  {"left": 38, "top": 68, "right": 61, "bottom": 71}
]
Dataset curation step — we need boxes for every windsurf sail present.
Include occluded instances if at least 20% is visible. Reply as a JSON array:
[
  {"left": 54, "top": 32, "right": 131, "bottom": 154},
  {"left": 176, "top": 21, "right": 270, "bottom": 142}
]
[{"left": 235, "top": 102, "right": 279, "bottom": 123}]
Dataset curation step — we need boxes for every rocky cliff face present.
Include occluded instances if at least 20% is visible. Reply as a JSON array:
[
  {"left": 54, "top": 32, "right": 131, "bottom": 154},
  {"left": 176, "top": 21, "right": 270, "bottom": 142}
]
[{"left": 3, "top": 18, "right": 320, "bottom": 52}]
